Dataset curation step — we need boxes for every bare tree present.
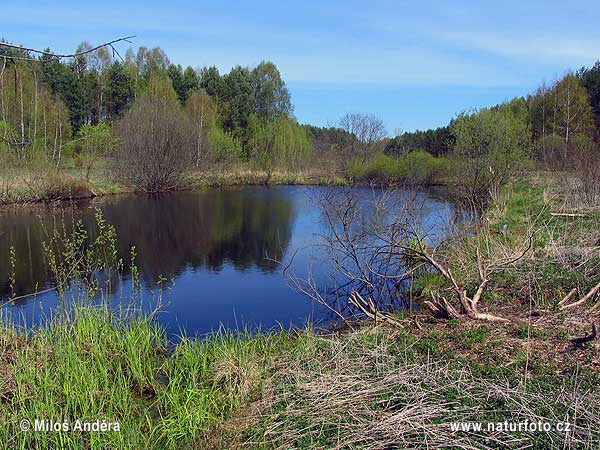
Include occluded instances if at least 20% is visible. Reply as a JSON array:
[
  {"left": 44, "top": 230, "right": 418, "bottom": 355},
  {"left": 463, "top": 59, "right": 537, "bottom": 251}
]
[
  {"left": 339, "top": 113, "right": 387, "bottom": 162},
  {"left": 291, "top": 189, "right": 535, "bottom": 325},
  {"left": 113, "top": 95, "right": 192, "bottom": 192}
]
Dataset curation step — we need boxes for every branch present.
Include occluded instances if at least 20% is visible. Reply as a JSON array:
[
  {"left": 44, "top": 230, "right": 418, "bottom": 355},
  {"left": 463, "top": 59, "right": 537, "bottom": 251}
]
[
  {"left": 561, "top": 281, "right": 600, "bottom": 311},
  {"left": 0, "top": 36, "right": 135, "bottom": 62},
  {"left": 570, "top": 323, "right": 597, "bottom": 347}
]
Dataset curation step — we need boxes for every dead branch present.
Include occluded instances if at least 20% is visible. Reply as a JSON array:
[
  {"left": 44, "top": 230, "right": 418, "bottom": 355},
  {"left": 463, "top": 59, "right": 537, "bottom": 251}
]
[
  {"left": 561, "top": 281, "right": 600, "bottom": 310},
  {"left": 348, "top": 291, "right": 404, "bottom": 328},
  {"left": 558, "top": 288, "right": 578, "bottom": 307},
  {"left": 570, "top": 323, "right": 597, "bottom": 347},
  {"left": 550, "top": 212, "right": 587, "bottom": 218},
  {"left": 0, "top": 36, "right": 135, "bottom": 62}
]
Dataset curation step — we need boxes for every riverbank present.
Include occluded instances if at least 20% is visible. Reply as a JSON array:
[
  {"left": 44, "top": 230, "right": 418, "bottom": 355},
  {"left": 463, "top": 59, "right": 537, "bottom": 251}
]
[
  {"left": 1, "top": 175, "right": 599, "bottom": 448},
  {"left": 0, "top": 157, "right": 450, "bottom": 206},
  {"left": 0, "top": 166, "right": 347, "bottom": 206},
  {"left": 1, "top": 298, "right": 598, "bottom": 448}
]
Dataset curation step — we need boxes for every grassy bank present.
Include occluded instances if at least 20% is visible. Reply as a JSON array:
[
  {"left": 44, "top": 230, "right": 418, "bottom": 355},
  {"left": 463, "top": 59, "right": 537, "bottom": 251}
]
[
  {"left": 0, "top": 154, "right": 451, "bottom": 206},
  {"left": 0, "top": 160, "right": 350, "bottom": 206},
  {"left": 1, "top": 175, "right": 599, "bottom": 449},
  {"left": 1, "top": 303, "right": 598, "bottom": 449}
]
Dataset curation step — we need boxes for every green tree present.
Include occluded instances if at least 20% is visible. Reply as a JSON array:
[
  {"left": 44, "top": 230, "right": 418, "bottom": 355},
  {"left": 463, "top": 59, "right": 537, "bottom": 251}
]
[
  {"left": 221, "top": 66, "right": 253, "bottom": 138},
  {"left": 247, "top": 114, "right": 312, "bottom": 180},
  {"left": 104, "top": 62, "right": 134, "bottom": 120},
  {"left": 552, "top": 74, "right": 594, "bottom": 144},
  {"left": 75, "top": 122, "right": 117, "bottom": 181},
  {"left": 167, "top": 64, "right": 187, "bottom": 104},
  {"left": 199, "top": 66, "right": 225, "bottom": 100},
  {"left": 1, "top": 61, "right": 71, "bottom": 161},
  {"left": 186, "top": 90, "right": 218, "bottom": 167},
  {"left": 41, "top": 56, "right": 89, "bottom": 130},
  {"left": 451, "top": 105, "right": 531, "bottom": 212},
  {"left": 578, "top": 61, "right": 600, "bottom": 130},
  {"left": 142, "top": 71, "right": 178, "bottom": 104},
  {"left": 251, "top": 61, "right": 292, "bottom": 121}
]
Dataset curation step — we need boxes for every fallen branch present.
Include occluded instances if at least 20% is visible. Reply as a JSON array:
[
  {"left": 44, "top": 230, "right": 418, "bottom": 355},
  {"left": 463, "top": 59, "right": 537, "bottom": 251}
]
[
  {"left": 557, "top": 288, "right": 578, "bottom": 307},
  {"left": 349, "top": 291, "right": 404, "bottom": 328},
  {"left": 550, "top": 212, "right": 587, "bottom": 218},
  {"left": 561, "top": 281, "right": 600, "bottom": 310},
  {"left": 570, "top": 323, "right": 597, "bottom": 347}
]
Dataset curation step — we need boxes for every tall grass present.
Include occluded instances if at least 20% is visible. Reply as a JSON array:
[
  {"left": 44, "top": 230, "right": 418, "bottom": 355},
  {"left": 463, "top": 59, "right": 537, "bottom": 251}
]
[{"left": 0, "top": 304, "right": 301, "bottom": 449}]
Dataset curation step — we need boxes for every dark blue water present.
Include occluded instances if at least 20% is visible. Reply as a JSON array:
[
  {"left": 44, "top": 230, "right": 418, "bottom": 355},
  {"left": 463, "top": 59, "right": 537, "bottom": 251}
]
[{"left": 0, "top": 186, "right": 454, "bottom": 337}]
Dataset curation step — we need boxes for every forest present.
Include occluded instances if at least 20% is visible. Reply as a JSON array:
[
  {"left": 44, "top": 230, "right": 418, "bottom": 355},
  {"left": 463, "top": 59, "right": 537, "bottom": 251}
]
[{"left": 1, "top": 38, "right": 600, "bottom": 212}]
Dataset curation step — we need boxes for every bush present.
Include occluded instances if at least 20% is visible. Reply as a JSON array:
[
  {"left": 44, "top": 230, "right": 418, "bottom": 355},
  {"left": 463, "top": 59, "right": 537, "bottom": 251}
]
[
  {"left": 349, "top": 154, "right": 401, "bottom": 181},
  {"left": 348, "top": 151, "right": 447, "bottom": 185},
  {"left": 537, "top": 134, "right": 567, "bottom": 167},
  {"left": 209, "top": 127, "right": 244, "bottom": 163},
  {"left": 568, "top": 135, "right": 600, "bottom": 206},
  {"left": 450, "top": 105, "right": 531, "bottom": 213},
  {"left": 403, "top": 150, "right": 447, "bottom": 184},
  {"left": 113, "top": 94, "right": 192, "bottom": 192}
]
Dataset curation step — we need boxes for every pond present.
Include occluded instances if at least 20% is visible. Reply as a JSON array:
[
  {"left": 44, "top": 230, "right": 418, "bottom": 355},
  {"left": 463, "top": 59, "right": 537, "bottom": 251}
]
[{"left": 0, "top": 186, "right": 455, "bottom": 337}]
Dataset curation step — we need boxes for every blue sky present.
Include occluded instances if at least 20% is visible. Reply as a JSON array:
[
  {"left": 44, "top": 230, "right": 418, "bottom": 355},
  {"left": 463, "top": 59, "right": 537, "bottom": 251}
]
[{"left": 3, "top": 0, "right": 599, "bottom": 133}]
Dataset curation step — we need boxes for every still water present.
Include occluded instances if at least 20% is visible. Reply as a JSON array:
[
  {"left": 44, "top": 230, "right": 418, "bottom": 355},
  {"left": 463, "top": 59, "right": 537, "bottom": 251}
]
[{"left": 0, "top": 186, "right": 454, "bottom": 337}]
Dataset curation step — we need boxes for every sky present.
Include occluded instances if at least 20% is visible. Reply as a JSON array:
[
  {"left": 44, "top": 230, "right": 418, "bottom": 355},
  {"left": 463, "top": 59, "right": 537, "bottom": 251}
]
[{"left": 3, "top": 0, "right": 599, "bottom": 133}]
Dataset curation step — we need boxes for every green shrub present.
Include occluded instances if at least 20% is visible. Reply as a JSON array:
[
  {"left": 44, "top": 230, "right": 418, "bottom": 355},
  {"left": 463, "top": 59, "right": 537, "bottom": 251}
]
[
  {"left": 404, "top": 150, "right": 447, "bottom": 184},
  {"left": 209, "top": 127, "right": 244, "bottom": 162},
  {"left": 348, "top": 151, "right": 447, "bottom": 184}
]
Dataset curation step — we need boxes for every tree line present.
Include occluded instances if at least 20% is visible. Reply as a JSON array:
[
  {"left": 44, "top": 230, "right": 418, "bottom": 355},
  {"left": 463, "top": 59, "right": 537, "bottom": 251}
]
[
  {"left": 0, "top": 40, "right": 315, "bottom": 191},
  {"left": 1, "top": 37, "right": 599, "bottom": 206}
]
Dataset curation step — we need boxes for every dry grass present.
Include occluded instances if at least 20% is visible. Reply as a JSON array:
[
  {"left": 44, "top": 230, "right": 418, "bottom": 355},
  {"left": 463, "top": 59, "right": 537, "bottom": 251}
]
[{"left": 242, "top": 326, "right": 599, "bottom": 449}]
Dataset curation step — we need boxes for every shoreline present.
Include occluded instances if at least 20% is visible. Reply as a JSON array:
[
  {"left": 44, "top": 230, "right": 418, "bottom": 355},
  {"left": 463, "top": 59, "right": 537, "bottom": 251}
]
[{"left": 0, "top": 171, "right": 450, "bottom": 208}]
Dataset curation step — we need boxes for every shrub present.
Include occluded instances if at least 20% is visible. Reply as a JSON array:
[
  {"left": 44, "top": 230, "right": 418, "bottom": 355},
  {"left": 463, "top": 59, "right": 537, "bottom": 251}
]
[
  {"left": 348, "top": 151, "right": 447, "bottom": 184},
  {"left": 403, "top": 150, "right": 447, "bottom": 184},
  {"left": 209, "top": 127, "right": 244, "bottom": 163},
  {"left": 113, "top": 94, "right": 192, "bottom": 192},
  {"left": 450, "top": 105, "right": 531, "bottom": 213}
]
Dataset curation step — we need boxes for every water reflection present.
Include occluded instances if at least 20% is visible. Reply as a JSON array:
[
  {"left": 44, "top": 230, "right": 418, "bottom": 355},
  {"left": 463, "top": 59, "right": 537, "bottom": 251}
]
[{"left": 0, "top": 189, "right": 294, "bottom": 298}]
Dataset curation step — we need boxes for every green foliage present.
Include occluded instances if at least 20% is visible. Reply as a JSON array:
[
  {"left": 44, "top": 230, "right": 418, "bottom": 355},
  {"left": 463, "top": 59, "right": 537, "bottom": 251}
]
[
  {"left": 348, "top": 151, "right": 447, "bottom": 184},
  {"left": 349, "top": 154, "right": 402, "bottom": 180},
  {"left": 104, "top": 62, "right": 135, "bottom": 119},
  {"left": 1, "top": 62, "right": 72, "bottom": 160},
  {"left": 403, "top": 149, "right": 448, "bottom": 184},
  {"left": 167, "top": 64, "right": 200, "bottom": 104},
  {"left": 185, "top": 90, "right": 219, "bottom": 166},
  {"left": 250, "top": 61, "right": 292, "bottom": 121},
  {"left": 247, "top": 114, "right": 312, "bottom": 175},
  {"left": 528, "top": 74, "right": 595, "bottom": 145},
  {"left": 450, "top": 103, "right": 532, "bottom": 211},
  {"left": 579, "top": 60, "right": 600, "bottom": 129},
  {"left": 209, "top": 127, "right": 244, "bottom": 162},
  {"left": 385, "top": 125, "right": 453, "bottom": 157},
  {"left": 75, "top": 122, "right": 117, "bottom": 180},
  {"left": 141, "top": 72, "right": 179, "bottom": 104}
]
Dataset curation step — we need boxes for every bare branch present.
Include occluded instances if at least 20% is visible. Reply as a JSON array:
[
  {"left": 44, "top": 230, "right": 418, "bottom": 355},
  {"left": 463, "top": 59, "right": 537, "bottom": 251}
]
[{"left": 0, "top": 36, "right": 135, "bottom": 62}]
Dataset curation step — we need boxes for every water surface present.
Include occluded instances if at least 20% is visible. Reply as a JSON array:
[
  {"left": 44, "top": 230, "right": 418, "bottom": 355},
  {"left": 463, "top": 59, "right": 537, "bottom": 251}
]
[{"left": 0, "top": 186, "right": 454, "bottom": 337}]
